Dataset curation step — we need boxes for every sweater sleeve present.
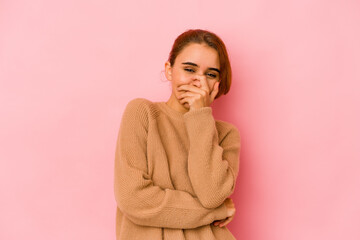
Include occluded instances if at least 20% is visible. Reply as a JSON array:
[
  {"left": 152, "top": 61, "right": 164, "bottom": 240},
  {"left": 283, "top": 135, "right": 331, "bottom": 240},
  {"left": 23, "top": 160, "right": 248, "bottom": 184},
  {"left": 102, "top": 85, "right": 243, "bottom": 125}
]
[
  {"left": 113, "top": 99, "right": 228, "bottom": 229},
  {"left": 183, "top": 106, "right": 241, "bottom": 209}
]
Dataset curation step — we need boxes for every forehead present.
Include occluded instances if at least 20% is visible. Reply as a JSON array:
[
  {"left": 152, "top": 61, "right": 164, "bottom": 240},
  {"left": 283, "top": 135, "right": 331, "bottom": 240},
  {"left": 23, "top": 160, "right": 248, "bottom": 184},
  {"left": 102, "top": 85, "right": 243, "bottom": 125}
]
[{"left": 175, "top": 43, "right": 220, "bottom": 68}]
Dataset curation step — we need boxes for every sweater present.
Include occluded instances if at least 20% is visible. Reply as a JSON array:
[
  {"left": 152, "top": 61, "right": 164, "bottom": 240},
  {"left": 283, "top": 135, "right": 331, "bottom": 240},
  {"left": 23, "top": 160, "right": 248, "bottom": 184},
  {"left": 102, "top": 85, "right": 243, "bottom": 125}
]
[{"left": 114, "top": 97, "right": 241, "bottom": 240}]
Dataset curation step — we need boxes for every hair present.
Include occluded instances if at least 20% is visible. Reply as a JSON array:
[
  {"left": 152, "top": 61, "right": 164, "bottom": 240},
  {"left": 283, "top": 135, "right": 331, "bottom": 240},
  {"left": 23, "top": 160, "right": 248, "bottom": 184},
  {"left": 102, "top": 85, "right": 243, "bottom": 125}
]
[{"left": 168, "top": 29, "right": 232, "bottom": 99}]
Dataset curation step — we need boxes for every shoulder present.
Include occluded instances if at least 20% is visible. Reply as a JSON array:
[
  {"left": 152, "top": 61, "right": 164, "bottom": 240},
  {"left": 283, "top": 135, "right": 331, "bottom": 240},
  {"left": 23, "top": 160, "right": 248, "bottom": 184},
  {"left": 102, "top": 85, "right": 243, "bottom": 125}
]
[
  {"left": 122, "top": 98, "right": 158, "bottom": 124},
  {"left": 215, "top": 119, "right": 241, "bottom": 143},
  {"left": 124, "top": 97, "right": 153, "bottom": 110}
]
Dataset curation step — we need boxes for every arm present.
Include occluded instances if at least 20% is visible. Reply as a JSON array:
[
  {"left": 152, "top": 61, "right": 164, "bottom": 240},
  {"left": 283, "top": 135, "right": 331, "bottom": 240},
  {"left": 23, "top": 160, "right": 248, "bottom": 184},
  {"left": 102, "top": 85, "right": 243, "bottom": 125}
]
[
  {"left": 183, "top": 107, "right": 241, "bottom": 209},
  {"left": 114, "top": 99, "right": 228, "bottom": 229}
]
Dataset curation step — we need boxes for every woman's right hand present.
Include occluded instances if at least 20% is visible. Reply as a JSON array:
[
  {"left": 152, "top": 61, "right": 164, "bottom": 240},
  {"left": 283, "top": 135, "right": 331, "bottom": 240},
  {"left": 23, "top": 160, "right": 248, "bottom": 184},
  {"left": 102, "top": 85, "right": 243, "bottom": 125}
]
[{"left": 213, "top": 198, "right": 236, "bottom": 227}]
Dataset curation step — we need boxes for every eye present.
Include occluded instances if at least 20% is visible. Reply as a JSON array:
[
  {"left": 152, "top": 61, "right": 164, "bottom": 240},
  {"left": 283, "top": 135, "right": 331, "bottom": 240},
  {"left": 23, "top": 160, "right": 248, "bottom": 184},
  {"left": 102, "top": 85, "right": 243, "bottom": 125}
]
[
  {"left": 184, "top": 68, "right": 195, "bottom": 73},
  {"left": 207, "top": 73, "right": 217, "bottom": 78}
]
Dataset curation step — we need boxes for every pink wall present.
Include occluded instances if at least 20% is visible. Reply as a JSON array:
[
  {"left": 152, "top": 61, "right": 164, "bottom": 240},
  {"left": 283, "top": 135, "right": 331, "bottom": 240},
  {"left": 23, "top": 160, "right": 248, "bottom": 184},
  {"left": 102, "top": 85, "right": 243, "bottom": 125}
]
[{"left": 1, "top": 0, "right": 359, "bottom": 239}]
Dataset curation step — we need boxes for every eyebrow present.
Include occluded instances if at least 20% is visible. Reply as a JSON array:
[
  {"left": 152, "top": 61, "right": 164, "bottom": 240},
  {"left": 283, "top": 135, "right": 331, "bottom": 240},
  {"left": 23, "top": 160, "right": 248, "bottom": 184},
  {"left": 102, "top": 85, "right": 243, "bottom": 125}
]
[{"left": 181, "top": 62, "right": 220, "bottom": 73}]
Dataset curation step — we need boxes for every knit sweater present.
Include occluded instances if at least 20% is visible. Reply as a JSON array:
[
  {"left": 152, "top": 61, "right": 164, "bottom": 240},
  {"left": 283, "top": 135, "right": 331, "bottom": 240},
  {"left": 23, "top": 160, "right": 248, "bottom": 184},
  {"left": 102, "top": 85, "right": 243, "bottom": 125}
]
[{"left": 114, "top": 97, "right": 241, "bottom": 240}]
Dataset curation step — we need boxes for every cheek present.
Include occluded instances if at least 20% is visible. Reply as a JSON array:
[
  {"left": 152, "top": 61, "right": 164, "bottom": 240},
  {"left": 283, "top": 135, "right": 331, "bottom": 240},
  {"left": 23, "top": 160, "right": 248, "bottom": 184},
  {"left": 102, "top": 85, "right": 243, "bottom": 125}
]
[
  {"left": 172, "top": 75, "right": 191, "bottom": 91},
  {"left": 172, "top": 79, "right": 188, "bottom": 93},
  {"left": 174, "top": 69, "right": 192, "bottom": 82},
  {"left": 177, "top": 75, "right": 190, "bottom": 84}
]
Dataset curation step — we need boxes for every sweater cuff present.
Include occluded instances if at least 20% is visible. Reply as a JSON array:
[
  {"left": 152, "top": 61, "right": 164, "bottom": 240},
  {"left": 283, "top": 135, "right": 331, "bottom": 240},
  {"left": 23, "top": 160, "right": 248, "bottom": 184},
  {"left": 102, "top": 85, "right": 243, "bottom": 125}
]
[
  {"left": 215, "top": 202, "right": 229, "bottom": 220},
  {"left": 183, "top": 107, "right": 213, "bottom": 123},
  {"left": 183, "top": 106, "right": 213, "bottom": 136},
  {"left": 184, "top": 106, "right": 212, "bottom": 118}
]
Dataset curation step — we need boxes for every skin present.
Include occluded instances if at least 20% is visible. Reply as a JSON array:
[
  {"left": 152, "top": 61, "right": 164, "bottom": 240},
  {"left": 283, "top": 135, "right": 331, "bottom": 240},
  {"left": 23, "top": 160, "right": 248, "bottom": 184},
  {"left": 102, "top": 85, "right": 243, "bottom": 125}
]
[
  {"left": 164, "top": 42, "right": 235, "bottom": 227},
  {"left": 164, "top": 42, "right": 220, "bottom": 112},
  {"left": 213, "top": 198, "right": 236, "bottom": 228}
]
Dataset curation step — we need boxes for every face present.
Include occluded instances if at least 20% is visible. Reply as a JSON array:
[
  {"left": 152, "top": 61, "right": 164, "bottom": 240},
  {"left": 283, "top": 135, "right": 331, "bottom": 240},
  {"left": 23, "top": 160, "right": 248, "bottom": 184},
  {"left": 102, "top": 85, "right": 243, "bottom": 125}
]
[{"left": 165, "top": 43, "right": 220, "bottom": 109}]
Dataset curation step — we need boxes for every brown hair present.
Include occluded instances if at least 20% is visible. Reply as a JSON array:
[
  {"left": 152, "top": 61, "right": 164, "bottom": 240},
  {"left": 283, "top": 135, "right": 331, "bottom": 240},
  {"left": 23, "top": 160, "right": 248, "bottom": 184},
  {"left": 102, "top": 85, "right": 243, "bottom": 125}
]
[{"left": 168, "top": 29, "right": 232, "bottom": 99}]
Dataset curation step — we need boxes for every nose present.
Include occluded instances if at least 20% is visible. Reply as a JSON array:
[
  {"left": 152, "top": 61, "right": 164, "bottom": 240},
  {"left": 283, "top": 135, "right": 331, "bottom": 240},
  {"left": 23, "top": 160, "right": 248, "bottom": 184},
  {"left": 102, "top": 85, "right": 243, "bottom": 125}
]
[
  {"left": 191, "top": 74, "right": 205, "bottom": 87},
  {"left": 194, "top": 73, "right": 206, "bottom": 79},
  {"left": 191, "top": 76, "right": 200, "bottom": 87}
]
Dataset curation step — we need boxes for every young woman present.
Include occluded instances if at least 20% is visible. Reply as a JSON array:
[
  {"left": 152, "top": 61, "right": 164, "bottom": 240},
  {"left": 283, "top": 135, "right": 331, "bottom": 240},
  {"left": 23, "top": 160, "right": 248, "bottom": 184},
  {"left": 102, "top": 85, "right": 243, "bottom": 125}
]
[{"left": 114, "top": 29, "right": 241, "bottom": 240}]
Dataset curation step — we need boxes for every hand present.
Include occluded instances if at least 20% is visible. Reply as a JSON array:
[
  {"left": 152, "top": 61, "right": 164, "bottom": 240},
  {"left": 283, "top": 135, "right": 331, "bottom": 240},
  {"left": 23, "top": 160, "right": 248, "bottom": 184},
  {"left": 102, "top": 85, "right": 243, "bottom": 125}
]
[
  {"left": 213, "top": 198, "right": 236, "bottom": 228},
  {"left": 177, "top": 75, "right": 220, "bottom": 111}
]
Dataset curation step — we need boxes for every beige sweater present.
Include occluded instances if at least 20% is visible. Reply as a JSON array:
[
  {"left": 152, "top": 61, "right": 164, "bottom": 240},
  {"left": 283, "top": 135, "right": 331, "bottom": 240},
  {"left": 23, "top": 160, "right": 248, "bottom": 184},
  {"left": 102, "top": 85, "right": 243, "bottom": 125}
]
[{"left": 114, "top": 98, "right": 241, "bottom": 240}]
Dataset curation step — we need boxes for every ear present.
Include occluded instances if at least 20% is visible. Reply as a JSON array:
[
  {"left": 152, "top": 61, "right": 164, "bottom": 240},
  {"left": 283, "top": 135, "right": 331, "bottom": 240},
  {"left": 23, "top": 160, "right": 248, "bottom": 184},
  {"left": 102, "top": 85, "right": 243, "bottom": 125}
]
[{"left": 164, "top": 61, "right": 172, "bottom": 81}]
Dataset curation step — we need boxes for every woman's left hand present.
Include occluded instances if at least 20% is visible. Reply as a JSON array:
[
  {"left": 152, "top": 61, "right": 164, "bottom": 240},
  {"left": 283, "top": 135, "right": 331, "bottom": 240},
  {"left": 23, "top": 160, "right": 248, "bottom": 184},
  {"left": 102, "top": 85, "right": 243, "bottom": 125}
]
[
  {"left": 213, "top": 198, "right": 236, "bottom": 228},
  {"left": 177, "top": 76, "right": 220, "bottom": 111}
]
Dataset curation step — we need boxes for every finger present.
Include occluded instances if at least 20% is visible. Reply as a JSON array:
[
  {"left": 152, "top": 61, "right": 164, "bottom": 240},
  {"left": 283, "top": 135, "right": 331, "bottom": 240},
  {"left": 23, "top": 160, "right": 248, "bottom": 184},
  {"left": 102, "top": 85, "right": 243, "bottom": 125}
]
[
  {"left": 227, "top": 208, "right": 235, "bottom": 217},
  {"left": 213, "top": 219, "right": 224, "bottom": 226},
  {"left": 214, "top": 218, "right": 228, "bottom": 227},
  {"left": 179, "top": 96, "right": 189, "bottom": 104},
  {"left": 213, "top": 221, "right": 219, "bottom": 226},
  {"left": 179, "top": 96, "right": 195, "bottom": 105},
  {"left": 179, "top": 90, "right": 203, "bottom": 100},
  {"left": 219, "top": 216, "right": 234, "bottom": 227},
  {"left": 198, "top": 75, "right": 209, "bottom": 92},
  {"left": 222, "top": 217, "right": 233, "bottom": 227},
  {"left": 178, "top": 84, "right": 204, "bottom": 95},
  {"left": 210, "top": 82, "right": 219, "bottom": 102},
  {"left": 179, "top": 91, "right": 198, "bottom": 98}
]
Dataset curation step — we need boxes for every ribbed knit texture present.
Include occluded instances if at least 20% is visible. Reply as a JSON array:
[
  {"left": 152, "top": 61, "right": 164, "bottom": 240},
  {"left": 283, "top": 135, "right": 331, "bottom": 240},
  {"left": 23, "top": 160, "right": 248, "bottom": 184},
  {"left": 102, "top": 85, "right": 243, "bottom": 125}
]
[{"left": 114, "top": 98, "right": 241, "bottom": 240}]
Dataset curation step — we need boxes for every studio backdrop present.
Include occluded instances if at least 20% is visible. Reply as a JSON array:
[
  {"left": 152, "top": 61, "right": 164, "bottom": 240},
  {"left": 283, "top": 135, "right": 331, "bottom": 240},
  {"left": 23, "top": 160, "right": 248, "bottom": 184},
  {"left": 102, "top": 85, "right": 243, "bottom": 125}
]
[{"left": 1, "top": 0, "right": 359, "bottom": 239}]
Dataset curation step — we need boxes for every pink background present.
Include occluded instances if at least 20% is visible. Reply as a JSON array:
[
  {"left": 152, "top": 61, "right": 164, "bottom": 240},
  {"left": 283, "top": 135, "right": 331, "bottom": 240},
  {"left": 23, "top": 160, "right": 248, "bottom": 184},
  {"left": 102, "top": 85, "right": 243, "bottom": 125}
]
[{"left": 1, "top": 0, "right": 359, "bottom": 239}]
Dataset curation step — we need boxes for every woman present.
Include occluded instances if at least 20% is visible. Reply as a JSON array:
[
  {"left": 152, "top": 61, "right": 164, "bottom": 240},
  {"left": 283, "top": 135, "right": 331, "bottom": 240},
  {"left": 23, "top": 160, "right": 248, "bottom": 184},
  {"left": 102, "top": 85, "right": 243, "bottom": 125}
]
[{"left": 114, "top": 29, "right": 241, "bottom": 240}]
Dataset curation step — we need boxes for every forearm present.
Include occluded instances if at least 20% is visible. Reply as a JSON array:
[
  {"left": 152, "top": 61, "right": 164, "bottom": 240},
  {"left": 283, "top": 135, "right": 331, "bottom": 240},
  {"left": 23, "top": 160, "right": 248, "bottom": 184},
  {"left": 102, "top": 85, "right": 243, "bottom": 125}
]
[
  {"left": 184, "top": 107, "right": 241, "bottom": 208},
  {"left": 114, "top": 165, "right": 228, "bottom": 229}
]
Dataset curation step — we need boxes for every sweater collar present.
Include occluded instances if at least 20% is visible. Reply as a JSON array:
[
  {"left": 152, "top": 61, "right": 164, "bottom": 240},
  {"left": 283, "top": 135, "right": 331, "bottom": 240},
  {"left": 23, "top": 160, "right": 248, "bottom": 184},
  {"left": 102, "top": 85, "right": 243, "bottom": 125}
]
[{"left": 157, "top": 101, "right": 187, "bottom": 120}]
